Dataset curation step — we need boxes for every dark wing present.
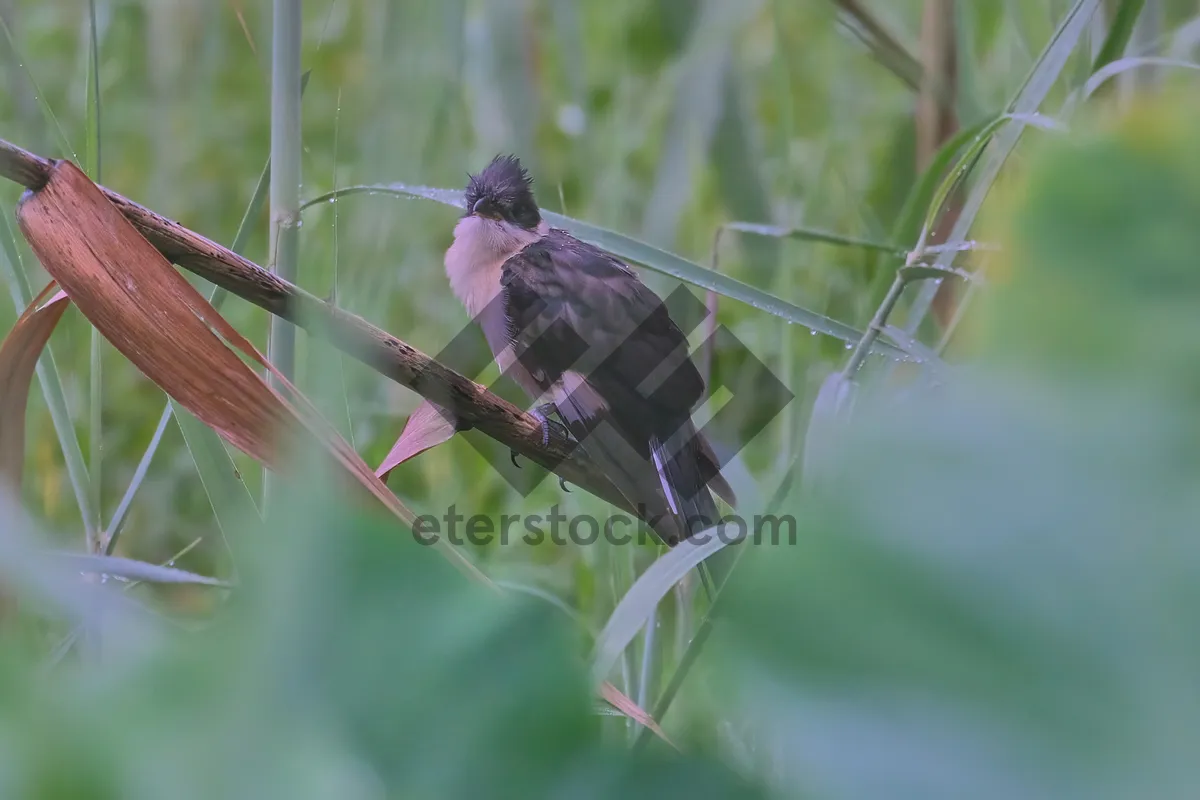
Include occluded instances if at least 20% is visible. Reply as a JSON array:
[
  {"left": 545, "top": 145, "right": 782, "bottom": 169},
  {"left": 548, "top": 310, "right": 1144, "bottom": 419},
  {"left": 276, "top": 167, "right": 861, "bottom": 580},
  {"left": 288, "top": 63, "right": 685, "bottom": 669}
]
[
  {"left": 499, "top": 228, "right": 704, "bottom": 445},
  {"left": 500, "top": 229, "right": 731, "bottom": 543}
]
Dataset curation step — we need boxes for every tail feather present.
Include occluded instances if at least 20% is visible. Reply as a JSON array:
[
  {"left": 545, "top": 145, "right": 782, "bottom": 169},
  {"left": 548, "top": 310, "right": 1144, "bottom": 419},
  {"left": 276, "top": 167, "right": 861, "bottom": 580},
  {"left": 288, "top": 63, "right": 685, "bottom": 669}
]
[
  {"left": 550, "top": 377, "right": 729, "bottom": 546},
  {"left": 651, "top": 418, "right": 721, "bottom": 541},
  {"left": 552, "top": 380, "right": 689, "bottom": 545}
]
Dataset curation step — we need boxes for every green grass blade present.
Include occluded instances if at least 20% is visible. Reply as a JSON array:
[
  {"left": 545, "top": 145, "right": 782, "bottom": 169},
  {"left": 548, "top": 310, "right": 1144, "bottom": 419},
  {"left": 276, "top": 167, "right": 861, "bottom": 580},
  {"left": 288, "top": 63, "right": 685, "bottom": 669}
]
[
  {"left": 320, "top": 86, "right": 355, "bottom": 447},
  {"left": 832, "top": 0, "right": 924, "bottom": 91},
  {"left": 863, "top": 116, "right": 997, "bottom": 305},
  {"left": 52, "top": 552, "right": 231, "bottom": 588},
  {"left": 889, "top": 116, "right": 995, "bottom": 247},
  {"left": 916, "top": 112, "right": 1065, "bottom": 255},
  {"left": 173, "top": 403, "right": 262, "bottom": 549},
  {"left": 0, "top": 210, "right": 96, "bottom": 539},
  {"left": 724, "top": 221, "right": 904, "bottom": 255},
  {"left": 1084, "top": 56, "right": 1200, "bottom": 97},
  {"left": 103, "top": 404, "right": 171, "bottom": 554},
  {"left": 300, "top": 184, "right": 908, "bottom": 358},
  {"left": 492, "top": 580, "right": 595, "bottom": 636},
  {"left": 591, "top": 528, "right": 738, "bottom": 685},
  {"left": 1091, "top": 0, "right": 1146, "bottom": 74},
  {"left": 86, "top": 0, "right": 103, "bottom": 551},
  {"left": 85, "top": 0, "right": 102, "bottom": 180},
  {"left": 0, "top": 13, "right": 78, "bottom": 162},
  {"left": 0, "top": 9, "right": 96, "bottom": 538},
  {"left": 902, "top": 0, "right": 1101, "bottom": 334}
]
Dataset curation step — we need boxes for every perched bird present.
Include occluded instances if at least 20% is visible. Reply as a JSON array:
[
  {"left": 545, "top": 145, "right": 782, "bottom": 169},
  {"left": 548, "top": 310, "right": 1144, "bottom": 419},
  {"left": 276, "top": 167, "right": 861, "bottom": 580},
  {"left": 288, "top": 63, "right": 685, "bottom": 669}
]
[{"left": 443, "top": 154, "right": 735, "bottom": 545}]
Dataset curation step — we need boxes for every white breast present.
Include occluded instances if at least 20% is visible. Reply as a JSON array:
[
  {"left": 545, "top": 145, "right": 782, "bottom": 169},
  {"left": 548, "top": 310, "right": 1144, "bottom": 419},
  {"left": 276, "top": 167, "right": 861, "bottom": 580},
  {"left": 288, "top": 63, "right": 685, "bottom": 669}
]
[
  {"left": 444, "top": 215, "right": 550, "bottom": 398},
  {"left": 444, "top": 215, "right": 547, "bottom": 319}
]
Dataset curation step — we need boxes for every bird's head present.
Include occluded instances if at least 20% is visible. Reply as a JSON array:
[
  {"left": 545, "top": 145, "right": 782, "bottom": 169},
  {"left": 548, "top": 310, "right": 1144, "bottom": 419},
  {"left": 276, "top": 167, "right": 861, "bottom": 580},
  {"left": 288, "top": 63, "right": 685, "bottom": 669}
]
[{"left": 463, "top": 154, "right": 542, "bottom": 231}]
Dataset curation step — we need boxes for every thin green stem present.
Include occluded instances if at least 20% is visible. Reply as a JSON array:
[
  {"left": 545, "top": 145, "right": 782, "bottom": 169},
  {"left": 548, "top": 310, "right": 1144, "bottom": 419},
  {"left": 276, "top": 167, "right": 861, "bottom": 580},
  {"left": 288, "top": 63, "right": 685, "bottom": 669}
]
[
  {"left": 630, "top": 536, "right": 751, "bottom": 752},
  {"left": 634, "top": 612, "right": 715, "bottom": 752},
  {"left": 841, "top": 274, "right": 907, "bottom": 378},
  {"left": 264, "top": 0, "right": 303, "bottom": 514},
  {"left": 87, "top": 329, "right": 102, "bottom": 551},
  {"left": 267, "top": 0, "right": 302, "bottom": 375},
  {"left": 87, "top": 0, "right": 102, "bottom": 550},
  {"left": 635, "top": 604, "right": 658, "bottom": 739}
]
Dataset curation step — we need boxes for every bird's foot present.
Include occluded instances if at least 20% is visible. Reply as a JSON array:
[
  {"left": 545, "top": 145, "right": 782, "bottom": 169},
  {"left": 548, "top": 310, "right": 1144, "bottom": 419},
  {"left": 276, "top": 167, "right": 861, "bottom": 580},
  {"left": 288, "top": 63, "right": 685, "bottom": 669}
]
[
  {"left": 530, "top": 403, "right": 570, "bottom": 448},
  {"left": 511, "top": 404, "right": 571, "bottom": 469}
]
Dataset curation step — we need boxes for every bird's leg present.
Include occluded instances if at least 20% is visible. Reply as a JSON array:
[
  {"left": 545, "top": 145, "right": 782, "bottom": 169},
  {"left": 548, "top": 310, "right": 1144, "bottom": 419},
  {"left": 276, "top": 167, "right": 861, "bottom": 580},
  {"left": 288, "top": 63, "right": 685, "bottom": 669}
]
[
  {"left": 530, "top": 402, "right": 571, "bottom": 446},
  {"left": 533, "top": 404, "right": 574, "bottom": 492},
  {"left": 510, "top": 403, "right": 573, "bottom": 491}
]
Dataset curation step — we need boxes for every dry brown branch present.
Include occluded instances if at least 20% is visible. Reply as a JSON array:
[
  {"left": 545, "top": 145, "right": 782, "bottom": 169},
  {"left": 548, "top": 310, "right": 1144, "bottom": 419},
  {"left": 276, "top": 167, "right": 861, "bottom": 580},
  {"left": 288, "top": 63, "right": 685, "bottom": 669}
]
[{"left": 0, "top": 136, "right": 632, "bottom": 515}]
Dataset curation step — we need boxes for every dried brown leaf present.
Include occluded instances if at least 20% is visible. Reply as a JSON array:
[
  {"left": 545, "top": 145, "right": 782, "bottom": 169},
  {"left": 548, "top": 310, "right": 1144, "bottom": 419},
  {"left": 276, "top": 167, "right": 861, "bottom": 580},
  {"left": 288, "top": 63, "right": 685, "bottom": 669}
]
[
  {"left": 0, "top": 281, "right": 69, "bottom": 493},
  {"left": 599, "top": 680, "right": 678, "bottom": 751},
  {"left": 376, "top": 400, "right": 457, "bottom": 481},
  {"left": 15, "top": 160, "right": 487, "bottom": 584}
]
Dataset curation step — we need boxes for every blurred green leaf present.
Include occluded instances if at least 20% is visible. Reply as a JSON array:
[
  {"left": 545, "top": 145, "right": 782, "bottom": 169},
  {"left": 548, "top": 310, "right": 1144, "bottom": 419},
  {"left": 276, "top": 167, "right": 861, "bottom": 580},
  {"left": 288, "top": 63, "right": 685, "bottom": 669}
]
[
  {"left": 712, "top": 86, "right": 1200, "bottom": 800},
  {"left": 832, "top": 0, "right": 924, "bottom": 90}
]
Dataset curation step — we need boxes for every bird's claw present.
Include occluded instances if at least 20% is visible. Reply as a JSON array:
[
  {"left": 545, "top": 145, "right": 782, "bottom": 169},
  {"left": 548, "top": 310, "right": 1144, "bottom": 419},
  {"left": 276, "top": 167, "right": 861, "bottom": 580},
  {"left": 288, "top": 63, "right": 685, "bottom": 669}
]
[
  {"left": 530, "top": 403, "right": 570, "bottom": 448},
  {"left": 510, "top": 449, "right": 522, "bottom": 468},
  {"left": 559, "top": 476, "right": 570, "bottom": 492}
]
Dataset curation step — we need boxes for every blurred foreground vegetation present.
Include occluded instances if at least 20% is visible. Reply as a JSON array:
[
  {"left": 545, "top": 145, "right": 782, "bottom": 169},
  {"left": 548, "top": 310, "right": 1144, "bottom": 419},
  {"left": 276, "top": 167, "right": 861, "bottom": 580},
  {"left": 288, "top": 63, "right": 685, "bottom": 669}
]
[{"left": 3, "top": 0, "right": 1200, "bottom": 797}]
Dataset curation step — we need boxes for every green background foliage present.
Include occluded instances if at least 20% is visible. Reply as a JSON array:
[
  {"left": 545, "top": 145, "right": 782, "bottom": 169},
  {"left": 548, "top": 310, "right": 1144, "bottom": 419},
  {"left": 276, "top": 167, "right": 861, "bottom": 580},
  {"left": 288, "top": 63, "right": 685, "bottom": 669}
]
[{"left": 3, "top": 0, "right": 1200, "bottom": 796}]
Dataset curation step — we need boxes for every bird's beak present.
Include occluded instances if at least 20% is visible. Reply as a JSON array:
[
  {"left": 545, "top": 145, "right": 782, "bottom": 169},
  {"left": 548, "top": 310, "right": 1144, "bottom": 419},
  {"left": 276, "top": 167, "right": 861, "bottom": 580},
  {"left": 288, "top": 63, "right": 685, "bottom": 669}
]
[{"left": 471, "top": 196, "right": 501, "bottom": 220}]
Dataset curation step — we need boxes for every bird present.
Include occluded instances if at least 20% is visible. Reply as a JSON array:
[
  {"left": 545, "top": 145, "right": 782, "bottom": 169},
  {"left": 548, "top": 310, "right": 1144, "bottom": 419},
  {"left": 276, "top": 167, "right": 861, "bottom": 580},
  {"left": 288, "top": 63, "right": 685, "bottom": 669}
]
[{"left": 443, "top": 154, "right": 736, "bottom": 546}]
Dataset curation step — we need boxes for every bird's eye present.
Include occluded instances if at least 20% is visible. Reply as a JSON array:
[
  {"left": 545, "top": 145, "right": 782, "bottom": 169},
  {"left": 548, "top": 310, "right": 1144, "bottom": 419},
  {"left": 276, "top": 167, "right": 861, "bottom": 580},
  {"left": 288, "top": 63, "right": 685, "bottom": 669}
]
[{"left": 471, "top": 195, "right": 503, "bottom": 219}]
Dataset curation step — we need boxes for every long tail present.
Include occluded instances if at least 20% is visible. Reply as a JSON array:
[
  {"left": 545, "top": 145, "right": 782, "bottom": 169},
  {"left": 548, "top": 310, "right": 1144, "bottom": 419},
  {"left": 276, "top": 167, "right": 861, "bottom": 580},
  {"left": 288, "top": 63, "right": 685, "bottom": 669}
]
[{"left": 650, "top": 418, "right": 721, "bottom": 542}]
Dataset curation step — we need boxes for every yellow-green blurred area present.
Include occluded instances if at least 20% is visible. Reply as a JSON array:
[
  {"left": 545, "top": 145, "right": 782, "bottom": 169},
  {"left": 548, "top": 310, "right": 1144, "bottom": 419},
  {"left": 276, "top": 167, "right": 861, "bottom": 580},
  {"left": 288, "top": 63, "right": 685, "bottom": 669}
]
[{"left": 5, "top": 0, "right": 1200, "bottom": 797}]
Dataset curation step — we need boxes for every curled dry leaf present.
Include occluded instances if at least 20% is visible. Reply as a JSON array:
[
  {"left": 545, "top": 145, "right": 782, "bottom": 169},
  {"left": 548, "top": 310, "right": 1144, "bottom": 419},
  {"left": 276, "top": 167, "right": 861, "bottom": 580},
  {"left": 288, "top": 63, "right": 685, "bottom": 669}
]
[
  {"left": 376, "top": 399, "right": 457, "bottom": 481},
  {"left": 0, "top": 281, "right": 70, "bottom": 493},
  {"left": 15, "top": 160, "right": 487, "bottom": 585}
]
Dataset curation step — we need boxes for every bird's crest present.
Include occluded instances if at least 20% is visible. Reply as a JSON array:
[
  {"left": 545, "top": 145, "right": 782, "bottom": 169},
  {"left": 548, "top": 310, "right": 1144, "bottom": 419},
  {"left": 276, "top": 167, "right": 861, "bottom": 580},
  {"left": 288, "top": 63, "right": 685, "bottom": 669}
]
[{"left": 465, "top": 154, "right": 535, "bottom": 208}]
